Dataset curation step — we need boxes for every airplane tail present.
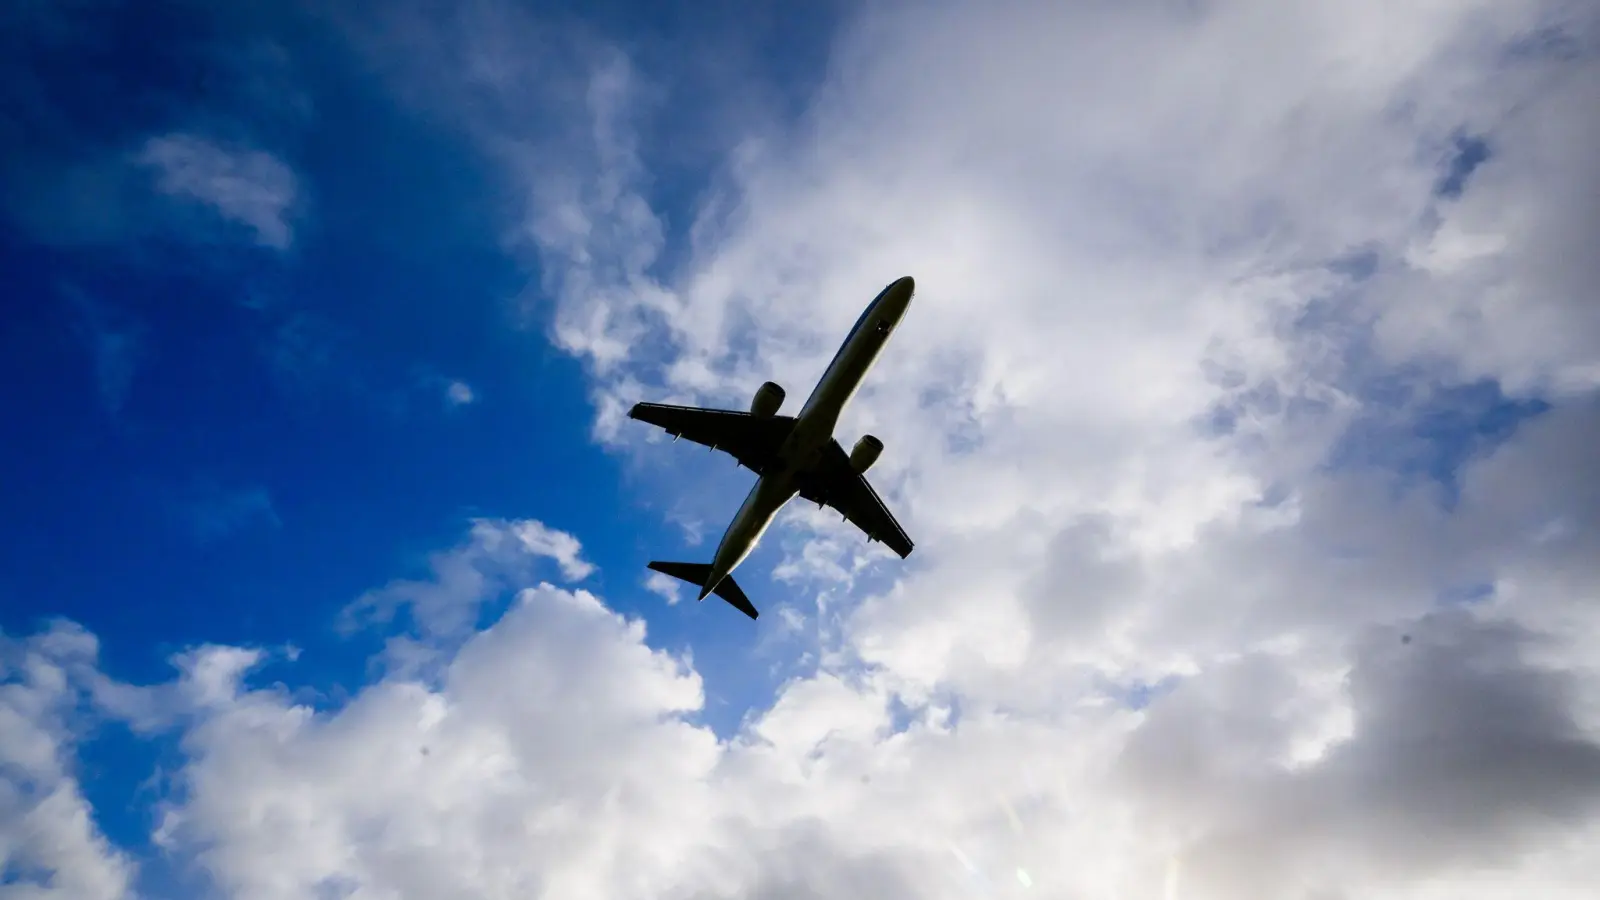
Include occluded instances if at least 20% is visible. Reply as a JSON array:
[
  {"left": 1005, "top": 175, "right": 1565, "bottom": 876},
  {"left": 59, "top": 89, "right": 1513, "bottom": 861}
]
[{"left": 647, "top": 561, "right": 759, "bottom": 620}]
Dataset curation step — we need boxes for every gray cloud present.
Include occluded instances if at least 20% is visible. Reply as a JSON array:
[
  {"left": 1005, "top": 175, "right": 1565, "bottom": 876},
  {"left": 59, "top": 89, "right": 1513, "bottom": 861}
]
[{"left": 1122, "top": 611, "right": 1600, "bottom": 896}]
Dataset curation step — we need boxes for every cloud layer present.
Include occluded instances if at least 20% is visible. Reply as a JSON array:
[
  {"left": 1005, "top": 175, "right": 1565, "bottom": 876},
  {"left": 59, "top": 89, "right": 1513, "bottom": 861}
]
[{"left": 5, "top": 0, "right": 1597, "bottom": 898}]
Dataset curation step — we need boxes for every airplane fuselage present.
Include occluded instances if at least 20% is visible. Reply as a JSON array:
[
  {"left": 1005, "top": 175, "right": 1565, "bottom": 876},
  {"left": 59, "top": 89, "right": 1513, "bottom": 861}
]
[{"left": 699, "top": 276, "right": 915, "bottom": 600}]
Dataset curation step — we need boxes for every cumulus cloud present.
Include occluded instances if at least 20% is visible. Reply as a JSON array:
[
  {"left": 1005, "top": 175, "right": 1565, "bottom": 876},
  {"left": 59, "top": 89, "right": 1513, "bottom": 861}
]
[
  {"left": 644, "top": 569, "right": 683, "bottom": 604},
  {"left": 9, "top": 0, "right": 1598, "bottom": 898},
  {"left": 0, "top": 623, "right": 138, "bottom": 900},
  {"left": 13, "top": 505, "right": 1600, "bottom": 900},
  {"left": 425, "top": 0, "right": 1595, "bottom": 894},
  {"left": 137, "top": 133, "right": 299, "bottom": 250},
  {"left": 154, "top": 582, "right": 716, "bottom": 900}
]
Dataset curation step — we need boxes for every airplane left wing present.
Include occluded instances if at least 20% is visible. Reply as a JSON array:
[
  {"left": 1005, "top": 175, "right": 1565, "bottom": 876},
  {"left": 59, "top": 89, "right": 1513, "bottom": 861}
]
[
  {"left": 799, "top": 440, "right": 915, "bottom": 558},
  {"left": 627, "top": 402, "right": 795, "bottom": 474}
]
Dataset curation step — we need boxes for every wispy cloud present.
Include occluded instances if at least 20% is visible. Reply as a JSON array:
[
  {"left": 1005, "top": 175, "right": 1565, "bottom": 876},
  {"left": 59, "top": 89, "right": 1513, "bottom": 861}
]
[
  {"left": 643, "top": 570, "right": 681, "bottom": 604},
  {"left": 169, "top": 479, "right": 281, "bottom": 546},
  {"left": 61, "top": 285, "right": 142, "bottom": 418},
  {"left": 137, "top": 133, "right": 299, "bottom": 251},
  {"left": 340, "top": 518, "right": 596, "bottom": 639},
  {"left": 420, "top": 372, "right": 477, "bottom": 409},
  {"left": 445, "top": 380, "right": 476, "bottom": 407}
]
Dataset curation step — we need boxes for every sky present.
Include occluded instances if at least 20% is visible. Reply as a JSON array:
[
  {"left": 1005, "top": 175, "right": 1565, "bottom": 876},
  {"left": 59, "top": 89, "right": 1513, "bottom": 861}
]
[{"left": 1, "top": 1, "right": 1597, "bottom": 898}]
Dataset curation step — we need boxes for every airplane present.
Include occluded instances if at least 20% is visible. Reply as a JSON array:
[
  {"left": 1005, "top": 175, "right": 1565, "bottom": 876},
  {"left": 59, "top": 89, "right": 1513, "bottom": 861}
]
[{"left": 628, "top": 275, "right": 917, "bottom": 620}]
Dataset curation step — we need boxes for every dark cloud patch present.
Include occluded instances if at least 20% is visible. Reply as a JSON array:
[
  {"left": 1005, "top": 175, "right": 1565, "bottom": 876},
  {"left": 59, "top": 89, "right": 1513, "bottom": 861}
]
[
  {"left": 1019, "top": 514, "right": 1142, "bottom": 642},
  {"left": 676, "top": 822, "right": 932, "bottom": 900},
  {"left": 1318, "top": 614, "right": 1600, "bottom": 865},
  {"left": 1120, "top": 611, "right": 1600, "bottom": 896}
]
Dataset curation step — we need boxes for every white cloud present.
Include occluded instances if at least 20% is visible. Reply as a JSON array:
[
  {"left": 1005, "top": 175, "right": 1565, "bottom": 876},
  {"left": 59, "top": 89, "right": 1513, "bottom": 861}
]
[
  {"left": 13, "top": 1, "right": 1598, "bottom": 898},
  {"left": 445, "top": 380, "right": 476, "bottom": 406},
  {"left": 153, "top": 583, "right": 717, "bottom": 900},
  {"left": 0, "top": 623, "right": 138, "bottom": 900},
  {"left": 20, "top": 465, "right": 1600, "bottom": 900},
  {"left": 503, "top": 519, "right": 595, "bottom": 582},
  {"left": 340, "top": 518, "right": 595, "bottom": 639},
  {"left": 466, "top": 0, "right": 1595, "bottom": 894},
  {"left": 644, "top": 570, "right": 682, "bottom": 604},
  {"left": 138, "top": 132, "right": 299, "bottom": 250}
]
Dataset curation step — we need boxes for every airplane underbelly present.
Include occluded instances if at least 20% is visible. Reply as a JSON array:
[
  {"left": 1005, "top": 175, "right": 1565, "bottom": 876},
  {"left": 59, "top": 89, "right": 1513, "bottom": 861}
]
[
  {"left": 734, "top": 474, "right": 797, "bottom": 540},
  {"left": 800, "top": 330, "right": 886, "bottom": 413}
]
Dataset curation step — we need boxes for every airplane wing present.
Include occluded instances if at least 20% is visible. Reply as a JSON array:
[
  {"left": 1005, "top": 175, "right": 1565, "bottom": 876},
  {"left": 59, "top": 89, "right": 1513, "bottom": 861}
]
[
  {"left": 627, "top": 402, "right": 795, "bottom": 474},
  {"left": 799, "top": 440, "right": 915, "bottom": 558}
]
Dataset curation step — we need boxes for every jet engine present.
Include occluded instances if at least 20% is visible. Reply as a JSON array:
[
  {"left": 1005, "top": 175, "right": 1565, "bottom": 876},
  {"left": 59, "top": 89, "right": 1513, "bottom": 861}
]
[
  {"left": 750, "top": 381, "right": 786, "bottom": 417},
  {"left": 850, "top": 435, "right": 884, "bottom": 473}
]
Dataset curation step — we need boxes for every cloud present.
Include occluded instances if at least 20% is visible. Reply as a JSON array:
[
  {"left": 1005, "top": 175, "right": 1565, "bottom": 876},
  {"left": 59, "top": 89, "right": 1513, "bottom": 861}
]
[
  {"left": 0, "top": 622, "right": 138, "bottom": 900},
  {"left": 504, "top": 519, "right": 596, "bottom": 582},
  {"left": 1118, "top": 611, "right": 1600, "bottom": 893},
  {"left": 644, "top": 570, "right": 682, "bottom": 604},
  {"left": 6, "top": 1, "right": 1596, "bottom": 898},
  {"left": 169, "top": 480, "right": 281, "bottom": 546},
  {"left": 253, "top": 316, "right": 482, "bottom": 420},
  {"left": 339, "top": 518, "right": 596, "bottom": 639},
  {"left": 399, "top": 0, "right": 1595, "bottom": 894},
  {"left": 0, "top": 3, "right": 314, "bottom": 251},
  {"left": 61, "top": 285, "right": 142, "bottom": 418},
  {"left": 152, "top": 583, "right": 715, "bottom": 900},
  {"left": 445, "top": 380, "right": 476, "bottom": 407},
  {"left": 137, "top": 133, "right": 299, "bottom": 251},
  {"left": 12, "top": 495, "right": 1600, "bottom": 900}
]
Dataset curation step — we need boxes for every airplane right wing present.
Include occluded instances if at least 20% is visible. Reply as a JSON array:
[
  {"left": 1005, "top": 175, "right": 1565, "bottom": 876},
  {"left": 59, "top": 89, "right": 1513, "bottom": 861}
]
[
  {"left": 627, "top": 402, "right": 795, "bottom": 474},
  {"left": 798, "top": 440, "right": 915, "bottom": 559}
]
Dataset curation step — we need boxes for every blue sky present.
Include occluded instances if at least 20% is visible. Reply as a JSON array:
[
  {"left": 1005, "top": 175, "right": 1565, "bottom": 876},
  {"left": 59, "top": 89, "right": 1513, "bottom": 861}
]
[
  {"left": 2, "top": 0, "right": 836, "bottom": 680},
  {"left": 4, "top": 2, "right": 1598, "bottom": 898},
  {"left": 3, "top": 2, "right": 839, "bottom": 882}
]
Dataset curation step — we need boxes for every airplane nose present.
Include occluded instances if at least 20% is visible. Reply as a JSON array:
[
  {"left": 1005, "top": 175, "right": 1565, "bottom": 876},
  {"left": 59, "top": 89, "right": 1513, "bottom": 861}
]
[
  {"left": 886, "top": 276, "right": 914, "bottom": 309},
  {"left": 873, "top": 276, "right": 915, "bottom": 321}
]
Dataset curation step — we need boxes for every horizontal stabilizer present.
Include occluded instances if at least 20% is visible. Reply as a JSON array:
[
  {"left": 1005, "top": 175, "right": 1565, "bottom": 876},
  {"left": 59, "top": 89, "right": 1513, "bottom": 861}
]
[{"left": 647, "top": 561, "right": 759, "bottom": 620}]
